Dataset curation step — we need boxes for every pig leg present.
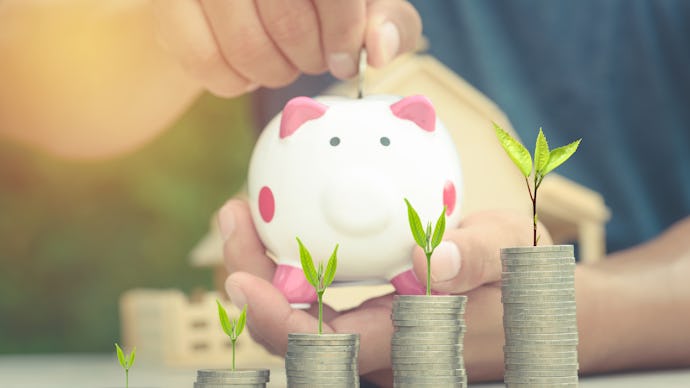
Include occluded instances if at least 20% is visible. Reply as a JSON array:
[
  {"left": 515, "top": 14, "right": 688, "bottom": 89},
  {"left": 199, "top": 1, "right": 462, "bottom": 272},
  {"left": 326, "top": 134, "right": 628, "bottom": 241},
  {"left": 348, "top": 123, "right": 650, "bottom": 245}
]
[
  {"left": 391, "top": 269, "right": 447, "bottom": 295},
  {"left": 273, "top": 263, "right": 318, "bottom": 306}
]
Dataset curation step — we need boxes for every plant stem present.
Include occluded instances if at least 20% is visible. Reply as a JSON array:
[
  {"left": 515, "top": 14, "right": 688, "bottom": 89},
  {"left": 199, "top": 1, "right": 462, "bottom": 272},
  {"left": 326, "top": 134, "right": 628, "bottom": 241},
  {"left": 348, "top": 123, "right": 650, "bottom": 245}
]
[
  {"left": 231, "top": 339, "right": 236, "bottom": 371},
  {"left": 125, "top": 369, "right": 129, "bottom": 388},
  {"left": 426, "top": 253, "right": 432, "bottom": 296},
  {"left": 317, "top": 292, "right": 324, "bottom": 334},
  {"left": 532, "top": 175, "right": 540, "bottom": 246}
]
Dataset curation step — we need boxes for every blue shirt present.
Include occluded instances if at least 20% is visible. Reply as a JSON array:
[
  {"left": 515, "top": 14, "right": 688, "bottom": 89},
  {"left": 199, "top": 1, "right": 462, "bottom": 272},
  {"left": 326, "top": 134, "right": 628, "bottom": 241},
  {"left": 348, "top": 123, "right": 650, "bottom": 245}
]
[{"left": 253, "top": 0, "right": 690, "bottom": 253}]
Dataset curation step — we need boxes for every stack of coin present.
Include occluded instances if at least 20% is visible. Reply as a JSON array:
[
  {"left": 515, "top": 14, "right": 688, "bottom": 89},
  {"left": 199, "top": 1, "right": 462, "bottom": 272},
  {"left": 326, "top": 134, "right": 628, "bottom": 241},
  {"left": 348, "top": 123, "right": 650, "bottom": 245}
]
[
  {"left": 501, "top": 245, "right": 579, "bottom": 387},
  {"left": 285, "top": 333, "right": 359, "bottom": 387},
  {"left": 193, "top": 368, "right": 270, "bottom": 387},
  {"left": 391, "top": 295, "right": 468, "bottom": 387}
]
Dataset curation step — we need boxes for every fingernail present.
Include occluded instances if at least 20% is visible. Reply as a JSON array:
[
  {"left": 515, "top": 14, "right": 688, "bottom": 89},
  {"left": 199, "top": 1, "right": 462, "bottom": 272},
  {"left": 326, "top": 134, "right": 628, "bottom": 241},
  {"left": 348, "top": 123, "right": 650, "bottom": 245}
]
[
  {"left": 378, "top": 21, "right": 400, "bottom": 65},
  {"left": 245, "top": 82, "right": 259, "bottom": 93},
  {"left": 430, "top": 241, "right": 462, "bottom": 282},
  {"left": 217, "top": 204, "right": 235, "bottom": 241},
  {"left": 328, "top": 52, "right": 356, "bottom": 79},
  {"left": 226, "top": 280, "right": 247, "bottom": 309}
]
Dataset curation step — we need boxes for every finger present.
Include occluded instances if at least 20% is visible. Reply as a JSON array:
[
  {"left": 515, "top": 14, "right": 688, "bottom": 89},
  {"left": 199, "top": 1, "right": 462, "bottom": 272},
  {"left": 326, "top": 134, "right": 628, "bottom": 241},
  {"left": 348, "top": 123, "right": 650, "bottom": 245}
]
[
  {"left": 200, "top": 0, "right": 299, "bottom": 88},
  {"left": 152, "top": 0, "right": 253, "bottom": 97},
  {"left": 413, "top": 210, "right": 554, "bottom": 294},
  {"left": 313, "top": 0, "right": 367, "bottom": 79},
  {"left": 365, "top": 0, "right": 422, "bottom": 67},
  {"left": 225, "top": 272, "right": 331, "bottom": 355},
  {"left": 328, "top": 294, "right": 395, "bottom": 374},
  {"left": 255, "top": 0, "right": 326, "bottom": 75},
  {"left": 218, "top": 199, "right": 275, "bottom": 281}
]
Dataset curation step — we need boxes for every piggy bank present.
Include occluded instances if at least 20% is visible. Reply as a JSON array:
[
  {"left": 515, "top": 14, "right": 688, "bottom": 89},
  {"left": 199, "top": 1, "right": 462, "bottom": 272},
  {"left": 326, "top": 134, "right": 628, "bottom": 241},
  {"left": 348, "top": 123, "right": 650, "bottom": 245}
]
[{"left": 247, "top": 95, "right": 463, "bottom": 304}]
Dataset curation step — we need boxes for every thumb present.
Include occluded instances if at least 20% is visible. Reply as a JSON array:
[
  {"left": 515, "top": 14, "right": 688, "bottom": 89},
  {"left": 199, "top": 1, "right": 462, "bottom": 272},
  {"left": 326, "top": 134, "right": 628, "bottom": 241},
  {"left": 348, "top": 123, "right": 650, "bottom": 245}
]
[
  {"left": 225, "top": 272, "right": 326, "bottom": 355},
  {"left": 365, "top": 0, "right": 422, "bottom": 67},
  {"left": 412, "top": 210, "right": 553, "bottom": 294}
]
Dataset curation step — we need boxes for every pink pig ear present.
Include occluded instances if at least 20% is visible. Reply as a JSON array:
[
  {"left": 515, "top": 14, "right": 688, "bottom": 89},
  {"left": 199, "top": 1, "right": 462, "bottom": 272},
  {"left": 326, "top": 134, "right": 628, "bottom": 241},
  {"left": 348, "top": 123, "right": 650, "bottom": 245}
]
[
  {"left": 390, "top": 95, "right": 436, "bottom": 132},
  {"left": 280, "top": 96, "right": 328, "bottom": 139}
]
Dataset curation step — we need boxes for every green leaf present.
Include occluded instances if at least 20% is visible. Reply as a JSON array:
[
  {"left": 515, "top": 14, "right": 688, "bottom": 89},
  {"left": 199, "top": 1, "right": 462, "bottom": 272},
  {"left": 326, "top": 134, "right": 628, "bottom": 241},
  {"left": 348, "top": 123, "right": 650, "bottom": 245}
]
[
  {"left": 127, "top": 347, "right": 136, "bottom": 369},
  {"left": 115, "top": 343, "right": 126, "bottom": 369},
  {"left": 493, "top": 122, "right": 533, "bottom": 177},
  {"left": 297, "top": 237, "right": 318, "bottom": 288},
  {"left": 217, "top": 299, "right": 233, "bottom": 337},
  {"left": 431, "top": 206, "right": 447, "bottom": 249},
  {"left": 404, "top": 198, "right": 426, "bottom": 248},
  {"left": 322, "top": 244, "right": 339, "bottom": 288},
  {"left": 542, "top": 138, "right": 581, "bottom": 175},
  {"left": 534, "top": 128, "right": 550, "bottom": 175},
  {"left": 235, "top": 304, "right": 247, "bottom": 338}
]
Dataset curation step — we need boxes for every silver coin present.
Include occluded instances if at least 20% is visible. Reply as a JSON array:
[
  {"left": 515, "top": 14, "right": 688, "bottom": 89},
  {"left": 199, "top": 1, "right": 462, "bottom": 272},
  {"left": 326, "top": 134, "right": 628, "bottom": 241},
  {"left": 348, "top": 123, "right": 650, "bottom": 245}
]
[
  {"left": 393, "top": 324, "right": 466, "bottom": 331},
  {"left": 504, "top": 377, "right": 579, "bottom": 385},
  {"left": 393, "top": 368, "right": 466, "bottom": 377},
  {"left": 392, "top": 309, "right": 465, "bottom": 315},
  {"left": 501, "top": 269, "right": 575, "bottom": 277},
  {"left": 195, "top": 384, "right": 268, "bottom": 388},
  {"left": 393, "top": 360, "right": 462, "bottom": 369},
  {"left": 504, "top": 310, "right": 577, "bottom": 318},
  {"left": 501, "top": 245, "right": 574, "bottom": 254},
  {"left": 392, "top": 352, "right": 464, "bottom": 360},
  {"left": 196, "top": 377, "right": 269, "bottom": 384},
  {"left": 394, "top": 295, "right": 467, "bottom": 302},
  {"left": 285, "top": 369, "right": 355, "bottom": 378},
  {"left": 392, "top": 343, "right": 464, "bottom": 351},
  {"left": 501, "top": 254, "right": 574, "bottom": 262},
  {"left": 394, "top": 376, "right": 466, "bottom": 384},
  {"left": 504, "top": 325, "right": 578, "bottom": 333},
  {"left": 197, "top": 369, "right": 270, "bottom": 377},
  {"left": 502, "top": 290, "right": 576, "bottom": 299},
  {"left": 501, "top": 256, "right": 575, "bottom": 265},
  {"left": 287, "top": 343, "right": 357, "bottom": 351},
  {"left": 392, "top": 337, "right": 463, "bottom": 346}
]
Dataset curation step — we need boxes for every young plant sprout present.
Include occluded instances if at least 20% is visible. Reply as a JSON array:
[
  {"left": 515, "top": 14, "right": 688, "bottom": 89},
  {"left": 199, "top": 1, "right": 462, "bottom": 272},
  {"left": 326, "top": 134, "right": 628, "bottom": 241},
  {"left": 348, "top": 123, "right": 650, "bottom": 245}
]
[
  {"left": 404, "top": 198, "right": 446, "bottom": 296},
  {"left": 217, "top": 300, "right": 247, "bottom": 371},
  {"left": 494, "top": 123, "right": 581, "bottom": 246},
  {"left": 114, "top": 343, "right": 136, "bottom": 388},
  {"left": 297, "top": 237, "right": 338, "bottom": 335}
]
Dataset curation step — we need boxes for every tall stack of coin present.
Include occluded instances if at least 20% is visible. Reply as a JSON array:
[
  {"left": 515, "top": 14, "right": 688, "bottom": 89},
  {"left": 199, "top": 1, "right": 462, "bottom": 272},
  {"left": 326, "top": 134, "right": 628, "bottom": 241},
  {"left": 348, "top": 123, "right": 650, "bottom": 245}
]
[
  {"left": 193, "top": 369, "right": 270, "bottom": 387},
  {"left": 285, "top": 333, "right": 360, "bottom": 387},
  {"left": 501, "top": 245, "right": 579, "bottom": 387},
  {"left": 391, "top": 295, "right": 468, "bottom": 387}
]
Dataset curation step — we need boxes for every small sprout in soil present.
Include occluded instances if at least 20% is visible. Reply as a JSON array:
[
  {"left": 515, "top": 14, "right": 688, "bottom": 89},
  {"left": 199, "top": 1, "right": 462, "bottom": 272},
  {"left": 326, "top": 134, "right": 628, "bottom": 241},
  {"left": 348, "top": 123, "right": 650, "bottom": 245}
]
[
  {"left": 115, "top": 342, "right": 136, "bottom": 388},
  {"left": 404, "top": 198, "right": 446, "bottom": 296},
  {"left": 494, "top": 123, "right": 581, "bottom": 246},
  {"left": 217, "top": 300, "right": 247, "bottom": 371},
  {"left": 297, "top": 237, "right": 338, "bottom": 335}
]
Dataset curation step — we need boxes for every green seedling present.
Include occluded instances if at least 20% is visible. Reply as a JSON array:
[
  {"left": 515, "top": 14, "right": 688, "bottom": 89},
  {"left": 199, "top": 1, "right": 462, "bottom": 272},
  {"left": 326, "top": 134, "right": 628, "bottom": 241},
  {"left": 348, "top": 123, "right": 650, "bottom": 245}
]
[
  {"left": 114, "top": 343, "right": 136, "bottom": 388},
  {"left": 404, "top": 198, "right": 446, "bottom": 296},
  {"left": 494, "top": 123, "right": 581, "bottom": 246},
  {"left": 217, "top": 300, "right": 247, "bottom": 371},
  {"left": 297, "top": 237, "right": 338, "bottom": 335}
]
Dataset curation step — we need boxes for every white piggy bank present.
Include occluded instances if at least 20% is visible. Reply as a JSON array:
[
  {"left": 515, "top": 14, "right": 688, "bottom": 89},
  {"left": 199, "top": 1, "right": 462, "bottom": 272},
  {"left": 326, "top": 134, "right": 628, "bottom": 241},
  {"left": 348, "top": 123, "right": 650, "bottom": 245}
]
[{"left": 247, "top": 95, "right": 463, "bottom": 304}]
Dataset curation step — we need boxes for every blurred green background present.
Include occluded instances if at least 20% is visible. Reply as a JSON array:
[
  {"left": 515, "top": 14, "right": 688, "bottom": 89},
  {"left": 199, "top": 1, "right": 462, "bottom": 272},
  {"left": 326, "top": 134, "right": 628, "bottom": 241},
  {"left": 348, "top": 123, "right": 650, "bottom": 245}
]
[{"left": 0, "top": 94, "right": 255, "bottom": 353}]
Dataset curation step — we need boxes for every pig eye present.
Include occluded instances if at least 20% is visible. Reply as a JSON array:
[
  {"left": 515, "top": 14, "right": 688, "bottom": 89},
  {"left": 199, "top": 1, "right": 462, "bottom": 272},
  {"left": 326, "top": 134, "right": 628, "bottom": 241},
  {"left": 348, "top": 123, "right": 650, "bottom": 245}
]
[
  {"left": 380, "top": 136, "right": 391, "bottom": 146},
  {"left": 329, "top": 136, "right": 340, "bottom": 146}
]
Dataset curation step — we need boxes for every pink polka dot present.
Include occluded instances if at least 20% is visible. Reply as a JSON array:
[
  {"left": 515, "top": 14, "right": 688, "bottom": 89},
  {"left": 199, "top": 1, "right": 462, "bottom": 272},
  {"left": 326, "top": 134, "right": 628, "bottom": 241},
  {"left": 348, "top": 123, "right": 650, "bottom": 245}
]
[
  {"left": 259, "top": 186, "right": 275, "bottom": 223},
  {"left": 443, "top": 181, "right": 456, "bottom": 215}
]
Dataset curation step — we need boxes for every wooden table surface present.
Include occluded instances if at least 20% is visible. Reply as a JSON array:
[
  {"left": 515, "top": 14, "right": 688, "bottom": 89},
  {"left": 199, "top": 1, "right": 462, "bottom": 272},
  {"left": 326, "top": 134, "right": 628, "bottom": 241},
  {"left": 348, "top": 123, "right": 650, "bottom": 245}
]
[{"left": 1, "top": 354, "right": 689, "bottom": 387}]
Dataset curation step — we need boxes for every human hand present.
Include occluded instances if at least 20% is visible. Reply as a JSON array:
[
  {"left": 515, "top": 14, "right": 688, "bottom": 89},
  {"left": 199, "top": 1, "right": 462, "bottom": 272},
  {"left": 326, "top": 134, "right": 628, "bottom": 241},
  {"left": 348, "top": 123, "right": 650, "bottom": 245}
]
[
  {"left": 218, "top": 198, "right": 555, "bottom": 383},
  {"left": 153, "top": 0, "right": 422, "bottom": 97},
  {"left": 217, "top": 198, "right": 397, "bottom": 385}
]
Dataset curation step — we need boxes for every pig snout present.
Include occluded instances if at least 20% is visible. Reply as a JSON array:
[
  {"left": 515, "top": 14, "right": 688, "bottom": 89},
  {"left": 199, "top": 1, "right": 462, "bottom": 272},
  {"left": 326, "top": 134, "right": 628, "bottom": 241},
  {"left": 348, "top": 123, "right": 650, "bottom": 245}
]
[{"left": 321, "top": 170, "right": 395, "bottom": 236}]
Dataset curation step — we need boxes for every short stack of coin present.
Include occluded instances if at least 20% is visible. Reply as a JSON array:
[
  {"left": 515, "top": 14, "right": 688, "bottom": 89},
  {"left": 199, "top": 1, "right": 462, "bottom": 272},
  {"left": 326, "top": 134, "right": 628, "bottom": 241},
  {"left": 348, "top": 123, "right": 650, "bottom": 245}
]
[
  {"left": 391, "top": 295, "right": 468, "bottom": 387},
  {"left": 501, "top": 245, "right": 579, "bottom": 387},
  {"left": 193, "top": 369, "right": 270, "bottom": 387},
  {"left": 285, "top": 333, "right": 359, "bottom": 387}
]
